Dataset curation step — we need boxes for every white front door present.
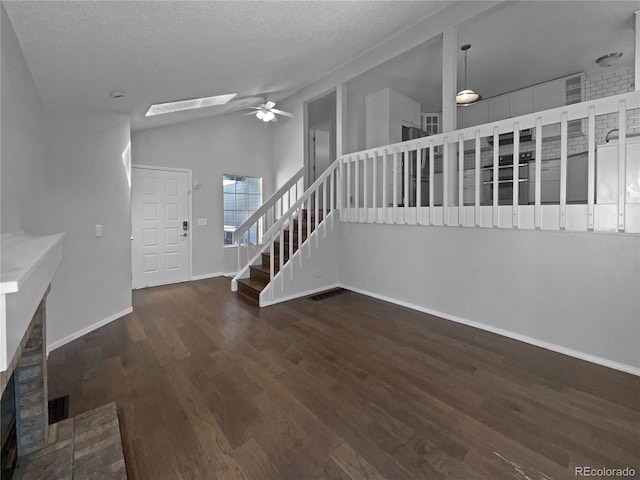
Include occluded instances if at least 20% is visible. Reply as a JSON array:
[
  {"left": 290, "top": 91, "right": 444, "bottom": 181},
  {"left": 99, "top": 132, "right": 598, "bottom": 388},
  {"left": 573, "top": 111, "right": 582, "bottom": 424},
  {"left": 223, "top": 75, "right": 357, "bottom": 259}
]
[{"left": 131, "top": 166, "right": 190, "bottom": 289}]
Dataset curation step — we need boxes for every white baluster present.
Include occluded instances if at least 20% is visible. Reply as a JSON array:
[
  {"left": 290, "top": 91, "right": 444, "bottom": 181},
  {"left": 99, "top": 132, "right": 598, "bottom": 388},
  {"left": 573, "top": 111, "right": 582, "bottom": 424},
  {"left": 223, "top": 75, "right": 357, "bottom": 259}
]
[
  {"left": 289, "top": 215, "right": 293, "bottom": 280},
  {"left": 404, "top": 145, "right": 409, "bottom": 224},
  {"left": 372, "top": 151, "right": 377, "bottom": 223},
  {"left": 443, "top": 138, "right": 449, "bottom": 226},
  {"left": 270, "top": 239, "right": 274, "bottom": 285},
  {"left": 298, "top": 207, "right": 303, "bottom": 269},
  {"left": 458, "top": 135, "right": 464, "bottom": 226},
  {"left": 382, "top": 151, "right": 388, "bottom": 223},
  {"left": 560, "top": 112, "right": 568, "bottom": 230},
  {"left": 416, "top": 143, "right": 422, "bottom": 225},
  {"left": 363, "top": 153, "right": 368, "bottom": 222},
  {"left": 492, "top": 127, "right": 499, "bottom": 227},
  {"left": 330, "top": 167, "right": 335, "bottom": 229},
  {"left": 322, "top": 178, "right": 327, "bottom": 237},
  {"left": 315, "top": 187, "right": 319, "bottom": 247},
  {"left": 474, "top": 131, "right": 481, "bottom": 227},
  {"left": 307, "top": 196, "right": 312, "bottom": 258},
  {"left": 429, "top": 141, "right": 434, "bottom": 225},
  {"left": 346, "top": 157, "right": 352, "bottom": 222},
  {"left": 617, "top": 100, "right": 627, "bottom": 232},
  {"left": 512, "top": 121, "right": 520, "bottom": 228},
  {"left": 535, "top": 117, "right": 542, "bottom": 229},
  {"left": 393, "top": 149, "right": 398, "bottom": 223},
  {"left": 355, "top": 155, "right": 360, "bottom": 222},
  {"left": 587, "top": 107, "right": 596, "bottom": 230}
]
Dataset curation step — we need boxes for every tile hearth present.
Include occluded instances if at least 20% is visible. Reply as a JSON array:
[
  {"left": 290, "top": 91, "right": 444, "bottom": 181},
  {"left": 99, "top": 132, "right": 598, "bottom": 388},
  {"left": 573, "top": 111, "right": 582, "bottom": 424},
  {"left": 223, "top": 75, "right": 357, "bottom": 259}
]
[{"left": 13, "top": 402, "right": 127, "bottom": 480}]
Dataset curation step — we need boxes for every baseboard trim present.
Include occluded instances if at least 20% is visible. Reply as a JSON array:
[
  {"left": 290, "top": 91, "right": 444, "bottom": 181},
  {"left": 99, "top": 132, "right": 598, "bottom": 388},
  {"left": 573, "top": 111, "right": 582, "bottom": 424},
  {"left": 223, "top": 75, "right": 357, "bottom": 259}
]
[
  {"left": 337, "top": 283, "right": 640, "bottom": 377},
  {"left": 260, "top": 283, "right": 340, "bottom": 307},
  {"left": 191, "top": 272, "right": 223, "bottom": 281},
  {"left": 47, "top": 307, "right": 133, "bottom": 355}
]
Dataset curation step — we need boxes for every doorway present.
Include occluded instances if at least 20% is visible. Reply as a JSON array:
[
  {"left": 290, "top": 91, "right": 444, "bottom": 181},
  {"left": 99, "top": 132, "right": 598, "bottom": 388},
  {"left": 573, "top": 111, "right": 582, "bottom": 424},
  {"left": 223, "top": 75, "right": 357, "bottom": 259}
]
[
  {"left": 306, "top": 90, "right": 337, "bottom": 187},
  {"left": 131, "top": 165, "right": 192, "bottom": 289}
]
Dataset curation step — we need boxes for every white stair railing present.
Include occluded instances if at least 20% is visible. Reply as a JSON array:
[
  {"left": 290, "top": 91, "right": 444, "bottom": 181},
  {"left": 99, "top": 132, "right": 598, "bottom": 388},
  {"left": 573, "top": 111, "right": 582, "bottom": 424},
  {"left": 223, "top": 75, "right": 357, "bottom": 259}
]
[
  {"left": 232, "top": 168, "right": 304, "bottom": 273},
  {"left": 231, "top": 160, "right": 340, "bottom": 305},
  {"left": 339, "top": 90, "right": 640, "bottom": 234}
]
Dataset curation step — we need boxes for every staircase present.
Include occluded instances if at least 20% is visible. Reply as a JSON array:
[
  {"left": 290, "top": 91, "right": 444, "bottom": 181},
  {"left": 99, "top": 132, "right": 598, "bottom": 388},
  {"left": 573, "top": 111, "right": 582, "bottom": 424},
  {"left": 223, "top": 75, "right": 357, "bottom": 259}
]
[
  {"left": 236, "top": 209, "right": 323, "bottom": 302},
  {"left": 232, "top": 159, "right": 339, "bottom": 306}
]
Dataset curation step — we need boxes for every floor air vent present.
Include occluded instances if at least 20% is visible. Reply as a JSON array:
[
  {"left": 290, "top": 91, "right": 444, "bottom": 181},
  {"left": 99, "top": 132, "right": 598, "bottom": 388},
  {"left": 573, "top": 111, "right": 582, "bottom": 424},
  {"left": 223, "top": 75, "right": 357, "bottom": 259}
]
[
  {"left": 308, "top": 288, "right": 349, "bottom": 302},
  {"left": 48, "top": 395, "right": 69, "bottom": 424}
]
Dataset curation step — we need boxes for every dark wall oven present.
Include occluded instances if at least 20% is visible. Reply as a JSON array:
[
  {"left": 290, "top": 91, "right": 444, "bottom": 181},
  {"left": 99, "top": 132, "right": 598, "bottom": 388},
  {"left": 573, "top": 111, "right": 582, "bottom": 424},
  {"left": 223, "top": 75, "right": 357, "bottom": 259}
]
[{"left": 482, "top": 152, "right": 533, "bottom": 206}]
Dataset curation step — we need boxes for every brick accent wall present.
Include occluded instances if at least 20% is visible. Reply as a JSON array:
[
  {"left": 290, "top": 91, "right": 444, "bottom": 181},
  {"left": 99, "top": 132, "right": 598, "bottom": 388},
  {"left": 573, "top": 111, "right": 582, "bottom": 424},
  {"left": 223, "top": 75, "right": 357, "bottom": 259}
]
[
  {"left": 540, "top": 66, "right": 639, "bottom": 160},
  {"left": 14, "top": 295, "right": 49, "bottom": 456}
]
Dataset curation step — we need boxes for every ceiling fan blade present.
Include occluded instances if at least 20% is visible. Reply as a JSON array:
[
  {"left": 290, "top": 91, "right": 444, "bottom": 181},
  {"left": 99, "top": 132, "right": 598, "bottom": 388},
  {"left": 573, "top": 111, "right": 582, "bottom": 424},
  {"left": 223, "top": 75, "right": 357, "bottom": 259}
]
[
  {"left": 265, "top": 100, "right": 276, "bottom": 110},
  {"left": 271, "top": 115, "right": 279, "bottom": 122},
  {"left": 271, "top": 108, "right": 293, "bottom": 118},
  {"left": 243, "top": 111, "right": 257, "bottom": 116}
]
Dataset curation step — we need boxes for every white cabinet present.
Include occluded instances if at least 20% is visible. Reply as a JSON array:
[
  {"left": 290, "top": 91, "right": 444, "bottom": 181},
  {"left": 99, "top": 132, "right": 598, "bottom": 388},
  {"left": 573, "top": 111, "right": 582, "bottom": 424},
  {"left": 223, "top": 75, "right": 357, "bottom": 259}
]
[
  {"left": 533, "top": 74, "right": 585, "bottom": 137},
  {"left": 488, "top": 95, "right": 510, "bottom": 122},
  {"left": 460, "top": 101, "right": 489, "bottom": 128},
  {"left": 528, "top": 155, "right": 588, "bottom": 204},
  {"left": 532, "top": 81, "right": 565, "bottom": 112},
  {"left": 463, "top": 170, "right": 476, "bottom": 205},
  {"left": 365, "top": 88, "right": 421, "bottom": 149},
  {"left": 567, "top": 154, "right": 587, "bottom": 203},
  {"left": 508, "top": 88, "right": 533, "bottom": 117},
  {"left": 433, "top": 172, "right": 444, "bottom": 206},
  {"left": 460, "top": 87, "right": 533, "bottom": 128}
]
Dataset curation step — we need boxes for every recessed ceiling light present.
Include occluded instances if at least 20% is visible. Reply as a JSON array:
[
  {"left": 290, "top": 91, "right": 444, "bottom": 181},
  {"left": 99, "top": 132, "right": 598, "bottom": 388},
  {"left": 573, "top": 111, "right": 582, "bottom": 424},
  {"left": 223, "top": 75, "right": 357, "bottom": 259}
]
[
  {"left": 109, "top": 90, "right": 125, "bottom": 99},
  {"left": 595, "top": 52, "right": 623, "bottom": 68},
  {"left": 145, "top": 93, "right": 238, "bottom": 117}
]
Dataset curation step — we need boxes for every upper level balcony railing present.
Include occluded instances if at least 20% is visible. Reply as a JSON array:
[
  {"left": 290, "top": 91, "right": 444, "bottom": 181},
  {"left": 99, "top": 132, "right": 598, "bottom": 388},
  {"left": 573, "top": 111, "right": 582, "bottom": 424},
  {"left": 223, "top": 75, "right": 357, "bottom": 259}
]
[{"left": 337, "top": 91, "right": 640, "bottom": 234}]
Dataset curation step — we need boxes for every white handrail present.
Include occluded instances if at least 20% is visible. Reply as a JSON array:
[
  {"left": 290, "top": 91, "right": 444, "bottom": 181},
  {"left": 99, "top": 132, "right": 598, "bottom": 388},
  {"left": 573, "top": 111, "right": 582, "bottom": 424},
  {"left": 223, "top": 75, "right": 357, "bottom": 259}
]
[
  {"left": 232, "top": 167, "right": 304, "bottom": 244},
  {"left": 231, "top": 160, "right": 340, "bottom": 295},
  {"left": 232, "top": 167, "right": 304, "bottom": 273}
]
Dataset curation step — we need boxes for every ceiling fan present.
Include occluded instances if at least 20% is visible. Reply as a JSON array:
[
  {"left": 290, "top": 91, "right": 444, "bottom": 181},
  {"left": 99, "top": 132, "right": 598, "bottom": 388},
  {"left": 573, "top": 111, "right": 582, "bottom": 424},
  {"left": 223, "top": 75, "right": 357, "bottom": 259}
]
[{"left": 245, "top": 99, "right": 293, "bottom": 123}]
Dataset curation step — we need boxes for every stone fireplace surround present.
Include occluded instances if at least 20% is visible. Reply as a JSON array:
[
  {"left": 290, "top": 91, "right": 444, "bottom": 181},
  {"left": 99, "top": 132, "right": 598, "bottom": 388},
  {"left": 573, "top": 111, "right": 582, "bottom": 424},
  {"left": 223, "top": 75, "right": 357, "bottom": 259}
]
[{"left": 1, "top": 233, "right": 127, "bottom": 479}]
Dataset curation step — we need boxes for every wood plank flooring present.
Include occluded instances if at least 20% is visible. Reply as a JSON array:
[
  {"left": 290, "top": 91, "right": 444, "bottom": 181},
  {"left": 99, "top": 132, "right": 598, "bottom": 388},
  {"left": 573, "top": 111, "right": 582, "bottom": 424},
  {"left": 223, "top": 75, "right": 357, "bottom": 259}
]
[{"left": 47, "top": 278, "right": 639, "bottom": 479}]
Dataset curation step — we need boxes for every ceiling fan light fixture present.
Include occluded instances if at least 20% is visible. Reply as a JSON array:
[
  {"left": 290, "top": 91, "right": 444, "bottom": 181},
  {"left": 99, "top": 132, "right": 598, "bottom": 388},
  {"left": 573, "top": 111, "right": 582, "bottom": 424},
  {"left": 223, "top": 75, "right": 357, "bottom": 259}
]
[
  {"left": 145, "top": 93, "right": 237, "bottom": 117},
  {"left": 457, "top": 44, "right": 482, "bottom": 107},
  {"left": 256, "top": 110, "right": 265, "bottom": 120},
  {"left": 263, "top": 111, "right": 275, "bottom": 122}
]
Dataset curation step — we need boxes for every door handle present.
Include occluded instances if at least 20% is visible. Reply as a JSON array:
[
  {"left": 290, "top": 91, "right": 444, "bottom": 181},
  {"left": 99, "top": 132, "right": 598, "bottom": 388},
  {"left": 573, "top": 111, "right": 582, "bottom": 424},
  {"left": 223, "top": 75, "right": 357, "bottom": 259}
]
[{"left": 181, "top": 233, "right": 188, "bottom": 237}]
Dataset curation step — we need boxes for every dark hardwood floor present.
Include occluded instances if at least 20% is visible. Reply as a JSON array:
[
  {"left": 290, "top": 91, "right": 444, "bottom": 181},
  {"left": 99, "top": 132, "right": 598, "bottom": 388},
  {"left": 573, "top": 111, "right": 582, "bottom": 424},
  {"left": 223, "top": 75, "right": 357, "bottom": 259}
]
[{"left": 47, "top": 278, "right": 639, "bottom": 479}]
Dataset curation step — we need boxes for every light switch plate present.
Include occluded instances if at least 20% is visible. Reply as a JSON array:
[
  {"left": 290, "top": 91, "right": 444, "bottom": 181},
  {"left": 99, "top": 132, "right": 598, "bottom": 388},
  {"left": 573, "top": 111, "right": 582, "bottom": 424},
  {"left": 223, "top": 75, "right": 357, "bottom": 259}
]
[
  {"left": 197, "top": 218, "right": 208, "bottom": 226},
  {"left": 95, "top": 225, "right": 103, "bottom": 237}
]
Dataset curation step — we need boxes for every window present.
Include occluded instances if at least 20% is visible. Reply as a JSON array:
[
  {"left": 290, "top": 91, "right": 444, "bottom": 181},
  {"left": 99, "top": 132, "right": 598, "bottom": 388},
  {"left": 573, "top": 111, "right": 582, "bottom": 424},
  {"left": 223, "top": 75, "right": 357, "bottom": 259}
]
[{"left": 223, "top": 174, "right": 261, "bottom": 245}]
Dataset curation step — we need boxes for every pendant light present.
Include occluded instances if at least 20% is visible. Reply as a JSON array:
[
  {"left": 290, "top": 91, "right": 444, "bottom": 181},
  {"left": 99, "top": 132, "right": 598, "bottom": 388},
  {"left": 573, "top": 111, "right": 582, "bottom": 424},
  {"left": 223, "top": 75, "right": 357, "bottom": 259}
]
[{"left": 456, "top": 44, "right": 482, "bottom": 106}]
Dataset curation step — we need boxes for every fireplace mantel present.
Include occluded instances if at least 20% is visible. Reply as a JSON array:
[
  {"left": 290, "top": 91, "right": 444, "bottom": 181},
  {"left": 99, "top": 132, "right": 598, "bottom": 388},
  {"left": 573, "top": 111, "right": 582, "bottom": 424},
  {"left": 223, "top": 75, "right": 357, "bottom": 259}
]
[{"left": 1, "top": 232, "right": 64, "bottom": 381}]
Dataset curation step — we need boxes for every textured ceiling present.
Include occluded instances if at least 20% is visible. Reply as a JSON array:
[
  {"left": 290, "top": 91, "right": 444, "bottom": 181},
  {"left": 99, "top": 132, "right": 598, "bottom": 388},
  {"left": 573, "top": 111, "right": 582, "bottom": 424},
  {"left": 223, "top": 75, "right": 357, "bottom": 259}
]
[{"left": 3, "top": 0, "right": 451, "bottom": 130}]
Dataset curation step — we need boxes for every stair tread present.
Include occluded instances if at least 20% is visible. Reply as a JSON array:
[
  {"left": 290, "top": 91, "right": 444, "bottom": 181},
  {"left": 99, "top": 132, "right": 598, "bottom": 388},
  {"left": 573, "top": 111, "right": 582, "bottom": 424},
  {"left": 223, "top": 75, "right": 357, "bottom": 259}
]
[
  {"left": 237, "top": 276, "right": 268, "bottom": 292},
  {"left": 250, "top": 263, "right": 271, "bottom": 274}
]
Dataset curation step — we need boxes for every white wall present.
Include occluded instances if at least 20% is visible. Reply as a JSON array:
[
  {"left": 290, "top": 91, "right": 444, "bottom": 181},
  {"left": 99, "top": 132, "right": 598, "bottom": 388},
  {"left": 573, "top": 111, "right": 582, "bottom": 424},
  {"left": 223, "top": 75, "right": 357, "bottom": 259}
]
[
  {"left": 1, "top": 3, "right": 45, "bottom": 234},
  {"left": 2, "top": 5, "right": 133, "bottom": 351},
  {"left": 131, "top": 112, "right": 275, "bottom": 276},
  {"left": 338, "top": 222, "right": 640, "bottom": 371},
  {"left": 37, "top": 109, "right": 132, "bottom": 349}
]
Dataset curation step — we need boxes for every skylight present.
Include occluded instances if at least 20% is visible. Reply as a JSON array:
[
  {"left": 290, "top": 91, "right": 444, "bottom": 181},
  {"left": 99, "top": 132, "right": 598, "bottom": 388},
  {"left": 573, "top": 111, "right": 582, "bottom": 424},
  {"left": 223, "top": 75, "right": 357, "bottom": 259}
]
[{"left": 145, "top": 93, "right": 237, "bottom": 116}]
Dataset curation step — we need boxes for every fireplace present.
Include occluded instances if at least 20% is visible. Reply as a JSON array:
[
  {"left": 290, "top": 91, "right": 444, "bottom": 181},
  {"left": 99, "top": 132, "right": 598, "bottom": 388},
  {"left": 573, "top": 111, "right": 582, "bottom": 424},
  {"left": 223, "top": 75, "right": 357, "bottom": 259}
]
[
  {"left": 0, "top": 293, "right": 49, "bottom": 480},
  {"left": 1, "top": 373, "right": 17, "bottom": 479}
]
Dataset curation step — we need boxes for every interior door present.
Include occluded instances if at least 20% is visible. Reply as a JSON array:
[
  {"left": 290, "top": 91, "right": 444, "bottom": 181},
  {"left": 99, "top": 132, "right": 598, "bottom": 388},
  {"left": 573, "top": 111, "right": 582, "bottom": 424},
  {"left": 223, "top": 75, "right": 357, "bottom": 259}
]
[{"left": 131, "top": 167, "right": 190, "bottom": 289}]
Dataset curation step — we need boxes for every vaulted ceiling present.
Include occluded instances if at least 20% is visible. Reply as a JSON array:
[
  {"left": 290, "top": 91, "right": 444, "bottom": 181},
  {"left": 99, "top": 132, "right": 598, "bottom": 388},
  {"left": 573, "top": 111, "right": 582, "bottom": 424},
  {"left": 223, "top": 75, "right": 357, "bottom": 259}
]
[
  {"left": 3, "top": 1, "right": 637, "bottom": 131},
  {"left": 2, "top": 0, "right": 451, "bottom": 130}
]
